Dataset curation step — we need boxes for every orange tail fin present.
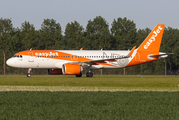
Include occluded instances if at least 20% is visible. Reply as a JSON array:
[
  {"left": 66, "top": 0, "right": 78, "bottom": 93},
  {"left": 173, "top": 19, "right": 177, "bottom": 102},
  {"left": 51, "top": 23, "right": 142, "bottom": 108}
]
[{"left": 137, "top": 24, "right": 165, "bottom": 52}]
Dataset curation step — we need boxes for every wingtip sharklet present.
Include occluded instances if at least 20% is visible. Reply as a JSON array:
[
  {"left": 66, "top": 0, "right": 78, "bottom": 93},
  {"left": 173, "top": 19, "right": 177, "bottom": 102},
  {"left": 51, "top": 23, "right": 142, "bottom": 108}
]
[{"left": 127, "top": 46, "right": 136, "bottom": 57}]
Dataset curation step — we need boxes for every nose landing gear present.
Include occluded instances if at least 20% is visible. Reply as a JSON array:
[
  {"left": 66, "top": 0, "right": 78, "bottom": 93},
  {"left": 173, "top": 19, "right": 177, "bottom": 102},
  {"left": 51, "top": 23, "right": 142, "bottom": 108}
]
[{"left": 27, "top": 68, "right": 32, "bottom": 78}]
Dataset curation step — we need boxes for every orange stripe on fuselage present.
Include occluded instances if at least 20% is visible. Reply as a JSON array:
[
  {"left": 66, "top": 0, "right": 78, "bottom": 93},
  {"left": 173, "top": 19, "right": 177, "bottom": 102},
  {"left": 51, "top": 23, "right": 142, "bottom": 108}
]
[
  {"left": 15, "top": 50, "right": 118, "bottom": 67},
  {"left": 15, "top": 50, "right": 91, "bottom": 62}
]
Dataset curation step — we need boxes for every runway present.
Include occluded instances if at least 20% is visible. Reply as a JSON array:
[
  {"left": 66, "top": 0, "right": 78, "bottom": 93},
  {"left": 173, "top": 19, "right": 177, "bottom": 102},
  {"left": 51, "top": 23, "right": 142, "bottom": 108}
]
[{"left": 0, "top": 76, "right": 179, "bottom": 78}]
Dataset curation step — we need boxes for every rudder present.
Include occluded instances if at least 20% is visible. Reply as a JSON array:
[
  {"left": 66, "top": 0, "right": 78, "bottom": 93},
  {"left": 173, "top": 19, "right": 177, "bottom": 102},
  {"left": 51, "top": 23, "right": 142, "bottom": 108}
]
[{"left": 137, "top": 24, "right": 165, "bottom": 52}]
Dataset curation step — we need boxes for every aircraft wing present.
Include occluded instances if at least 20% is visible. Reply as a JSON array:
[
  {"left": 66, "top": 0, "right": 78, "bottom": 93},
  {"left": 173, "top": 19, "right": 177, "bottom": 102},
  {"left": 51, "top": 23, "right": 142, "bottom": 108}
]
[
  {"left": 68, "top": 46, "right": 136, "bottom": 65},
  {"left": 79, "top": 56, "right": 130, "bottom": 64},
  {"left": 66, "top": 56, "right": 131, "bottom": 68}
]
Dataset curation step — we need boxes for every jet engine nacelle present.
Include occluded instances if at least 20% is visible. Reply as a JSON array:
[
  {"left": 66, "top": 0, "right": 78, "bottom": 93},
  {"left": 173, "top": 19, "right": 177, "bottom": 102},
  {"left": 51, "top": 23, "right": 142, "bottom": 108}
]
[
  {"left": 62, "top": 63, "right": 83, "bottom": 75},
  {"left": 47, "top": 69, "right": 63, "bottom": 75}
]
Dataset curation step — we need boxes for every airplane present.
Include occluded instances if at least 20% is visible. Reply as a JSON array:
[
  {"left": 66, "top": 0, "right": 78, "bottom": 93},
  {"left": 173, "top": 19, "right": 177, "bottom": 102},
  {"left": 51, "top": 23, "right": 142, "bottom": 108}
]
[{"left": 6, "top": 24, "right": 170, "bottom": 77}]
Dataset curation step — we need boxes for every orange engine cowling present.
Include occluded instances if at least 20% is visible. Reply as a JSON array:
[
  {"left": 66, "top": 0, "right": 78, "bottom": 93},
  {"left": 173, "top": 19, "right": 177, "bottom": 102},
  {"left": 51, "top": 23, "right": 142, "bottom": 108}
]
[
  {"left": 62, "top": 64, "right": 83, "bottom": 75},
  {"left": 47, "top": 69, "right": 63, "bottom": 75}
]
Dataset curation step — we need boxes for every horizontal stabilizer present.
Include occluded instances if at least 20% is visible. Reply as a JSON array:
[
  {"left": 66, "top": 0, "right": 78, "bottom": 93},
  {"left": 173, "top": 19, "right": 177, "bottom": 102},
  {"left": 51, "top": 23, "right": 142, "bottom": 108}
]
[{"left": 148, "top": 53, "right": 174, "bottom": 58}]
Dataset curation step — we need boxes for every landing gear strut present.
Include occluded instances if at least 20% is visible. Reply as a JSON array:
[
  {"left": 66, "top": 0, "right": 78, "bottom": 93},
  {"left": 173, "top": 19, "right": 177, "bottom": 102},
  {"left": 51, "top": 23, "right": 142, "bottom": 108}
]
[
  {"left": 76, "top": 72, "right": 82, "bottom": 77},
  {"left": 86, "top": 71, "right": 93, "bottom": 77},
  {"left": 27, "top": 68, "right": 32, "bottom": 78}
]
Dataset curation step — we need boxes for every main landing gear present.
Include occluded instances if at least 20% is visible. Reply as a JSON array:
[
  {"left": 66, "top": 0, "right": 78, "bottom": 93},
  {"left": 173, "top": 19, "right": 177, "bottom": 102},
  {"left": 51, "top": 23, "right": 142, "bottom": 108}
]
[
  {"left": 75, "top": 72, "right": 93, "bottom": 77},
  {"left": 76, "top": 72, "right": 82, "bottom": 77},
  {"left": 27, "top": 68, "right": 32, "bottom": 78},
  {"left": 86, "top": 71, "right": 93, "bottom": 77}
]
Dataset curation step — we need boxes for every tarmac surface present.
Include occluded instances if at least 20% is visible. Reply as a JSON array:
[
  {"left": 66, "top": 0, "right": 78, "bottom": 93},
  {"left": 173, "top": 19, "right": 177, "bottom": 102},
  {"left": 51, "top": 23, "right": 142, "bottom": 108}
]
[{"left": 0, "top": 76, "right": 179, "bottom": 78}]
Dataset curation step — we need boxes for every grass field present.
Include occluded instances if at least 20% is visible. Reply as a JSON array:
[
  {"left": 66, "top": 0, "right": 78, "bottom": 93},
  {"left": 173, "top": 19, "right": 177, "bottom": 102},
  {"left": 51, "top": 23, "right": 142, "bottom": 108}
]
[
  {"left": 1, "top": 91, "right": 179, "bottom": 120},
  {"left": 0, "top": 75, "right": 179, "bottom": 91},
  {"left": 0, "top": 75, "right": 179, "bottom": 119}
]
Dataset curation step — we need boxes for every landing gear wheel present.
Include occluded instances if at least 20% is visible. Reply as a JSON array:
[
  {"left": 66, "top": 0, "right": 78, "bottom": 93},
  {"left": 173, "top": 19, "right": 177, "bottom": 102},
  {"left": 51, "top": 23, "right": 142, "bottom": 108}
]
[
  {"left": 86, "top": 72, "right": 93, "bottom": 77},
  {"left": 27, "top": 73, "right": 31, "bottom": 78},
  {"left": 27, "top": 68, "right": 32, "bottom": 78},
  {"left": 76, "top": 72, "right": 82, "bottom": 77}
]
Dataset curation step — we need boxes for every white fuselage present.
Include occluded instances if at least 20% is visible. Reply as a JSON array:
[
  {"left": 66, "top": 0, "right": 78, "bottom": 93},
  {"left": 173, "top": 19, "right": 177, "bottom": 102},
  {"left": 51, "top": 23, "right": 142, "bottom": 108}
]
[{"left": 6, "top": 50, "right": 131, "bottom": 70}]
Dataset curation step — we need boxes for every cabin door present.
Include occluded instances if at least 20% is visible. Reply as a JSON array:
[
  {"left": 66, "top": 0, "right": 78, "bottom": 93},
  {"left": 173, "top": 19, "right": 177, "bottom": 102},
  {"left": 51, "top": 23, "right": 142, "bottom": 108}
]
[{"left": 28, "top": 52, "right": 34, "bottom": 62}]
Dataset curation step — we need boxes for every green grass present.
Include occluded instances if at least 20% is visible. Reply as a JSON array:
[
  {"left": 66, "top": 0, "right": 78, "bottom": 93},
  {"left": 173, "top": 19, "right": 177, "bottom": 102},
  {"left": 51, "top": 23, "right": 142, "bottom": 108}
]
[
  {"left": 0, "top": 91, "right": 179, "bottom": 120},
  {"left": 0, "top": 75, "right": 179, "bottom": 119},
  {"left": 1, "top": 74, "right": 179, "bottom": 78},
  {"left": 0, "top": 75, "right": 179, "bottom": 91}
]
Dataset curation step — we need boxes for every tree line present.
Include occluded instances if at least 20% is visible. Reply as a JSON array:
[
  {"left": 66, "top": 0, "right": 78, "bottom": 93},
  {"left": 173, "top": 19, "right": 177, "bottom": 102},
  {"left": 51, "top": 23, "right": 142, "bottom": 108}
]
[{"left": 0, "top": 16, "right": 178, "bottom": 75}]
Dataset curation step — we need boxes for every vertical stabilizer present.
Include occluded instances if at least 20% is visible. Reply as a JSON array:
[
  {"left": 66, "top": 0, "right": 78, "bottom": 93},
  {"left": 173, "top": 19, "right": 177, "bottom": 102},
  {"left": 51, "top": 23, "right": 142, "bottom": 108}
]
[{"left": 137, "top": 24, "right": 165, "bottom": 52}]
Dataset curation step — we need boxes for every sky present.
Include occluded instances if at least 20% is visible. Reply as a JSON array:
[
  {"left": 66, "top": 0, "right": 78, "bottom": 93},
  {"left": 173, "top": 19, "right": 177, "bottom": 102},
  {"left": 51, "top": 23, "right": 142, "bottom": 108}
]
[{"left": 1, "top": 0, "right": 179, "bottom": 33}]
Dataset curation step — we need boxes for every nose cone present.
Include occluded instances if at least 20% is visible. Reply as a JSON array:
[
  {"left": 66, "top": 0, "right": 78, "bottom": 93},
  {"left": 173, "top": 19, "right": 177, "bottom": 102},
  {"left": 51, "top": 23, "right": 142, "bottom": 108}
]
[{"left": 6, "top": 58, "right": 14, "bottom": 67}]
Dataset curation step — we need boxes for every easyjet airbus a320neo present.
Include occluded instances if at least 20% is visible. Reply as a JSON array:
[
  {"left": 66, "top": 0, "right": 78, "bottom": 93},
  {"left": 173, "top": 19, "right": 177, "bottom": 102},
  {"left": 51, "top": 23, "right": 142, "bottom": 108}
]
[{"left": 6, "top": 24, "right": 170, "bottom": 77}]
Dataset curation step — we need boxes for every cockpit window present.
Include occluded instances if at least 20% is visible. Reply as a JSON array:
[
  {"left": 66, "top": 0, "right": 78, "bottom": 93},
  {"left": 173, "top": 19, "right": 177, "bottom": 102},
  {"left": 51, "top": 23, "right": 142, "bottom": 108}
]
[{"left": 13, "top": 55, "right": 23, "bottom": 58}]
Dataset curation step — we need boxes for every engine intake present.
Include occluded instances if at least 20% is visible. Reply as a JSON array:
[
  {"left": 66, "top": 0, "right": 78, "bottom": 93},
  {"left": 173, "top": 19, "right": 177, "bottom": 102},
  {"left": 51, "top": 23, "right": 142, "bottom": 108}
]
[{"left": 62, "top": 64, "right": 83, "bottom": 75}]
